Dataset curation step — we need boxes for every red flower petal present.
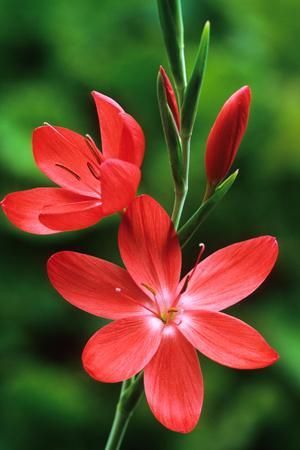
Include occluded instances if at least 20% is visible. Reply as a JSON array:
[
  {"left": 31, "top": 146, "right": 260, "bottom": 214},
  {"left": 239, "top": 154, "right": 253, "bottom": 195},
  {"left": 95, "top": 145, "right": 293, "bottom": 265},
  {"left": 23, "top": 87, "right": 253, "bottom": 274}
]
[
  {"left": 39, "top": 198, "right": 103, "bottom": 232},
  {"left": 205, "top": 86, "right": 251, "bottom": 186},
  {"left": 92, "top": 91, "right": 145, "bottom": 167},
  {"left": 180, "top": 236, "right": 278, "bottom": 311},
  {"left": 118, "top": 111, "right": 145, "bottom": 167},
  {"left": 144, "top": 325, "right": 203, "bottom": 433},
  {"left": 159, "top": 66, "right": 180, "bottom": 130},
  {"left": 180, "top": 310, "right": 279, "bottom": 369},
  {"left": 33, "top": 125, "right": 101, "bottom": 197},
  {"left": 47, "top": 251, "right": 154, "bottom": 320},
  {"left": 100, "top": 160, "right": 141, "bottom": 215},
  {"left": 1, "top": 187, "right": 91, "bottom": 234},
  {"left": 82, "top": 316, "right": 163, "bottom": 382},
  {"left": 119, "top": 195, "right": 182, "bottom": 308}
]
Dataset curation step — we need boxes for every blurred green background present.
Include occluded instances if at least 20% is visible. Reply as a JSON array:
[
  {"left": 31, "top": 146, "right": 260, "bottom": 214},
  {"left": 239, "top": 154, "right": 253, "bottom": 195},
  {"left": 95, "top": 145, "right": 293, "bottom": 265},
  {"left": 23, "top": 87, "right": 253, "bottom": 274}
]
[{"left": 0, "top": 0, "right": 299, "bottom": 449}]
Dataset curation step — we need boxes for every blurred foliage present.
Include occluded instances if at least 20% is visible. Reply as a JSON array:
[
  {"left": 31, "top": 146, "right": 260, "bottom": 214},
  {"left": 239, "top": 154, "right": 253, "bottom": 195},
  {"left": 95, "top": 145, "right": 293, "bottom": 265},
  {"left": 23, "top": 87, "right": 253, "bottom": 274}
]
[{"left": 0, "top": 0, "right": 299, "bottom": 449}]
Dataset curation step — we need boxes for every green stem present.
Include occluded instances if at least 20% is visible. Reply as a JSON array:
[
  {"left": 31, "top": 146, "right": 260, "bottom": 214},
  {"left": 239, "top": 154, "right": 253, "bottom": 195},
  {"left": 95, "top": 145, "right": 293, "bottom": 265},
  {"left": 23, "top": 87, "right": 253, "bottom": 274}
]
[
  {"left": 171, "top": 134, "right": 190, "bottom": 229},
  {"left": 175, "top": 19, "right": 187, "bottom": 108},
  {"left": 104, "top": 375, "right": 144, "bottom": 450},
  {"left": 171, "top": 186, "right": 186, "bottom": 229},
  {"left": 176, "top": 82, "right": 186, "bottom": 108},
  {"left": 202, "top": 181, "right": 215, "bottom": 203},
  {"left": 174, "top": 33, "right": 187, "bottom": 108}
]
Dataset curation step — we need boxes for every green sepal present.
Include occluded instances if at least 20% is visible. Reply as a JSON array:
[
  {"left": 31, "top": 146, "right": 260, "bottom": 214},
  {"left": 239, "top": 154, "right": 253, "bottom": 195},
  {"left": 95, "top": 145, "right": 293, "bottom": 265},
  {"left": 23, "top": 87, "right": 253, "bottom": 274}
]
[
  {"left": 178, "top": 170, "right": 238, "bottom": 247},
  {"left": 157, "top": 71, "right": 184, "bottom": 189},
  {"left": 181, "top": 21, "right": 210, "bottom": 136},
  {"left": 157, "top": 0, "right": 186, "bottom": 98}
]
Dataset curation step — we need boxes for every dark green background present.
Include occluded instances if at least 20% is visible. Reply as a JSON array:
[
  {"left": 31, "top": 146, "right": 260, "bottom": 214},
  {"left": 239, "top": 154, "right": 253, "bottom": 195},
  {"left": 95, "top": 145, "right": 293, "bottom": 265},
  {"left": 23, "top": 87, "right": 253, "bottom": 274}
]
[{"left": 0, "top": 1, "right": 299, "bottom": 449}]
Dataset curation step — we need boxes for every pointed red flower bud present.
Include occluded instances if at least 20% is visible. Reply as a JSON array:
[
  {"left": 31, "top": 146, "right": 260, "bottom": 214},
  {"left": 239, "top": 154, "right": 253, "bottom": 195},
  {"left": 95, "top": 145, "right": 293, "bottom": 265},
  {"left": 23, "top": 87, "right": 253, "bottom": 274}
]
[
  {"left": 205, "top": 86, "right": 251, "bottom": 187},
  {"left": 159, "top": 66, "right": 180, "bottom": 130}
]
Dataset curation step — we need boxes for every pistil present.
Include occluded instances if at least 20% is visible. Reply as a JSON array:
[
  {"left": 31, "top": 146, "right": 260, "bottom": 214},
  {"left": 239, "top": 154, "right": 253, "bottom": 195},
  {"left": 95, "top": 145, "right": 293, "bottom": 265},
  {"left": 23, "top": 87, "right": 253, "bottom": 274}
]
[{"left": 172, "top": 242, "right": 205, "bottom": 308}]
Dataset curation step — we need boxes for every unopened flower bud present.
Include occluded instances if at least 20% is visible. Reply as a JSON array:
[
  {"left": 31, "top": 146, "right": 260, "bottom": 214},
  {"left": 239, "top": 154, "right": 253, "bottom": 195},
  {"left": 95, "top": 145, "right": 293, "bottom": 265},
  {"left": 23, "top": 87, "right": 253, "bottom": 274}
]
[
  {"left": 159, "top": 66, "right": 180, "bottom": 130},
  {"left": 205, "top": 86, "right": 251, "bottom": 187}
]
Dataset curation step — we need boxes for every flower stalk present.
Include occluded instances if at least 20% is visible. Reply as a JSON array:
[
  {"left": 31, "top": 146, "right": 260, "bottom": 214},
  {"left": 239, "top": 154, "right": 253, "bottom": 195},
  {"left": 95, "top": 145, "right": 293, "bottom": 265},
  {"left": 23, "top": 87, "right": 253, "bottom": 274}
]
[
  {"left": 157, "top": 18, "right": 210, "bottom": 231},
  {"left": 103, "top": 2, "right": 192, "bottom": 446},
  {"left": 171, "top": 134, "right": 189, "bottom": 229},
  {"left": 0, "top": 0, "right": 270, "bottom": 447},
  {"left": 104, "top": 376, "right": 144, "bottom": 450}
]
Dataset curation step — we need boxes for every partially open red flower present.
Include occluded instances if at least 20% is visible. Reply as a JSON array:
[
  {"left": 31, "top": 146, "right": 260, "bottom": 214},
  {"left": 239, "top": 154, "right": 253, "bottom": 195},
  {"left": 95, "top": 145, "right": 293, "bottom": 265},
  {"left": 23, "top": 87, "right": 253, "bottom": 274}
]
[
  {"left": 1, "top": 92, "right": 145, "bottom": 234},
  {"left": 205, "top": 86, "right": 251, "bottom": 188},
  {"left": 47, "top": 195, "right": 278, "bottom": 433},
  {"left": 159, "top": 66, "right": 180, "bottom": 130}
]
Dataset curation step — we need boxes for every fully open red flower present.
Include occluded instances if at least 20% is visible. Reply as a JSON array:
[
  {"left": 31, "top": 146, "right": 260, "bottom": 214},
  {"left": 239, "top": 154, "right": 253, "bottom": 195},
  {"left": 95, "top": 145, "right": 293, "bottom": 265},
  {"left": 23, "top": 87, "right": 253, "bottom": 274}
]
[
  {"left": 205, "top": 86, "right": 251, "bottom": 188},
  {"left": 47, "top": 195, "right": 278, "bottom": 433},
  {"left": 1, "top": 92, "right": 145, "bottom": 234}
]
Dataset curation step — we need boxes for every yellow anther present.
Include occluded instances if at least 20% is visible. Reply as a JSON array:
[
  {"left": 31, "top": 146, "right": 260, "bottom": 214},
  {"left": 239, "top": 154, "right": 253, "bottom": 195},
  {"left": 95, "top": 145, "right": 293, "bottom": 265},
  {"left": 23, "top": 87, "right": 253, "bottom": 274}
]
[{"left": 141, "top": 283, "right": 157, "bottom": 296}]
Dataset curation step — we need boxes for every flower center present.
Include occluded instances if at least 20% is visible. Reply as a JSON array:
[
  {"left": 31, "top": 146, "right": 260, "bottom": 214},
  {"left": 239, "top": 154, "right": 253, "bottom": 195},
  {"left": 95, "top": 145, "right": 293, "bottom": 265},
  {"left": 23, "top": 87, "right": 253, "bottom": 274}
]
[{"left": 160, "top": 307, "right": 178, "bottom": 324}]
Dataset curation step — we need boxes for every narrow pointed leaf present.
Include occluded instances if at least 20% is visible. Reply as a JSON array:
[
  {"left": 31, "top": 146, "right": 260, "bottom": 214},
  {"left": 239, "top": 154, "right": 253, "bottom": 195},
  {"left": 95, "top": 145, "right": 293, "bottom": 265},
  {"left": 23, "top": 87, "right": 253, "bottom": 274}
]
[
  {"left": 178, "top": 170, "right": 238, "bottom": 246},
  {"left": 181, "top": 21, "right": 210, "bottom": 136},
  {"left": 157, "top": 0, "right": 187, "bottom": 95}
]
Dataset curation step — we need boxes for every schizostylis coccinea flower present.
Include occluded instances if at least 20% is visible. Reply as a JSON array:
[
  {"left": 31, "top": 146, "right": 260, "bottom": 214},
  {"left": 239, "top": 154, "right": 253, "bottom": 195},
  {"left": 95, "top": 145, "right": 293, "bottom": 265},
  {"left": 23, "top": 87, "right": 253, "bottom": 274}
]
[
  {"left": 1, "top": 92, "right": 144, "bottom": 234},
  {"left": 47, "top": 195, "right": 278, "bottom": 433},
  {"left": 205, "top": 86, "right": 251, "bottom": 188}
]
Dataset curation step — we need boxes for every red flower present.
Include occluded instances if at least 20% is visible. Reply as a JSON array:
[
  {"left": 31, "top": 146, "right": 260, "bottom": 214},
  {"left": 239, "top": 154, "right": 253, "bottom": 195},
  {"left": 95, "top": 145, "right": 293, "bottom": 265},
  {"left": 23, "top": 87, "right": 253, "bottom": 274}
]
[
  {"left": 1, "top": 92, "right": 145, "bottom": 234},
  {"left": 205, "top": 86, "right": 251, "bottom": 187},
  {"left": 47, "top": 195, "right": 278, "bottom": 433},
  {"left": 159, "top": 66, "right": 181, "bottom": 130}
]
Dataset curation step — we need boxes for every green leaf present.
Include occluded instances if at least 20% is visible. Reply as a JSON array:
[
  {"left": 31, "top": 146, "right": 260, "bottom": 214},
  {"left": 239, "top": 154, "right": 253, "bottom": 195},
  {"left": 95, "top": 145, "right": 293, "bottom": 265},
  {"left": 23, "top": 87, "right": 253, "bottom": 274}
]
[
  {"left": 157, "top": 0, "right": 187, "bottom": 98},
  {"left": 178, "top": 170, "right": 238, "bottom": 247},
  {"left": 157, "top": 71, "right": 184, "bottom": 189},
  {"left": 181, "top": 21, "right": 210, "bottom": 136}
]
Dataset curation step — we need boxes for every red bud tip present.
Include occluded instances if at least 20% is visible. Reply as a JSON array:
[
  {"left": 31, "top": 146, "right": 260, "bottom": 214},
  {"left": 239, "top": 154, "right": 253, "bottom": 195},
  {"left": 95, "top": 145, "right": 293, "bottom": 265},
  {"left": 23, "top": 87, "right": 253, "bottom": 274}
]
[{"left": 159, "top": 66, "right": 181, "bottom": 130}]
